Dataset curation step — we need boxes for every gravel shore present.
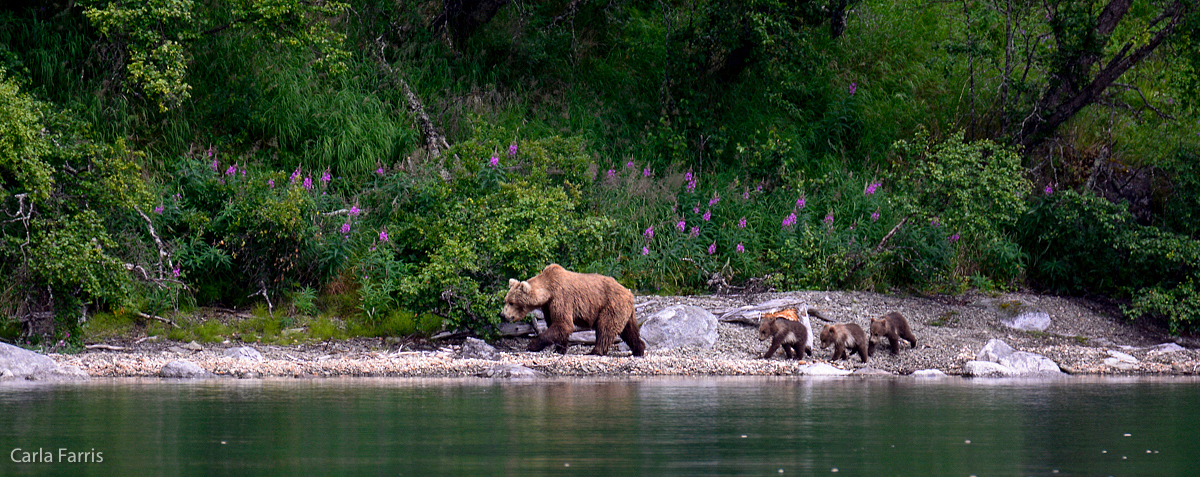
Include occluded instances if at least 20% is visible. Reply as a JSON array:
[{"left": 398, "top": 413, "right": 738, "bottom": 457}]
[{"left": 51, "top": 290, "right": 1200, "bottom": 378}]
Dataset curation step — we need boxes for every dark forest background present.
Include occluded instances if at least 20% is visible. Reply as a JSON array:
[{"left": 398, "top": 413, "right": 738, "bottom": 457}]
[{"left": 1, "top": 0, "right": 1198, "bottom": 345}]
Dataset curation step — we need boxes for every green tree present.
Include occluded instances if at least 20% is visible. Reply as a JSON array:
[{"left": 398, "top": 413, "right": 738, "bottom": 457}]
[{"left": 81, "top": 0, "right": 350, "bottom": 111}]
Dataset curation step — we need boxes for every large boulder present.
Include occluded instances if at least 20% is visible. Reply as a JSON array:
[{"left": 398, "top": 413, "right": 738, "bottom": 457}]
[
  {"left": 639, "top": 305, "right": 719, "bottom": 350},
  {"left": 1104, "top": 350, "right": 1138, "bottom": 370},
  {"left": 967, "top": 339, "right": 1063, "bottom": 377},
  {"left": 460, "top": 338, "right": 499, "bottom": 360},
  {"left": 0, "top": 342, "right": 90, "bottom": 381},
  {"left": 979, "top": 299, "right": 1052, "bottom": 332},
  {"left": 27, "top": 365, "right": 90, "bottom": 382},
  {"left": 962, "top": 360, "right": 1013, "bottom": 377},
  {"left": 159, "top": 360, "right": 215, "bottom": 378},
  {"left": 0, "top": 342, "right": 59, "bottom": 377}
]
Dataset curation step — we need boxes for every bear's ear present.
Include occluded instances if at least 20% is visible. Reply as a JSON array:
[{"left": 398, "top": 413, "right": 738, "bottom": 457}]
[
  {"left": 519, "top": 280, "right": 532, "bottom": 293},
  {"left": 508, "top": 278, "right": 520, "bottom": 288}
]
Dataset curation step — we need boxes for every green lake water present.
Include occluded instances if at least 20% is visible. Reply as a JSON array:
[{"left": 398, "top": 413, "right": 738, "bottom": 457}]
[{"left": 2, "top": 376, "right": 1198, "bottom": 476}]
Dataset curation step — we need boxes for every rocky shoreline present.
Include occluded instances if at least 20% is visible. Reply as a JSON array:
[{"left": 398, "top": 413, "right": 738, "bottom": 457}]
[{"left": 10, "top": 290, "right": 1200, "bottom": 380}]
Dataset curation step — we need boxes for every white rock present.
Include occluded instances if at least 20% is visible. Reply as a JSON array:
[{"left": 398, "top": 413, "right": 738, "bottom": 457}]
[
  {"left": 223, "top": 346, "right": 264, "bottom": 361},
  {"left": 911, "top": 369, "right": 948, "bottom": 378},
  {"left": 962, "top": 360, "right": 1014, "bottom": 377},
  {"left": 796, "top": 363, "right": 852, "bottom": 376}
]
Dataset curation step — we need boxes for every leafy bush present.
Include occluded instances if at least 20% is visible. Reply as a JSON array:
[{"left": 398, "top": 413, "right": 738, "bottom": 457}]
[
  {"left": 1019, "top": 189, "right": 1200, "bottom": 331},
  {"left": 889, "top": 130, "right": 1030, "bottom": 286}
]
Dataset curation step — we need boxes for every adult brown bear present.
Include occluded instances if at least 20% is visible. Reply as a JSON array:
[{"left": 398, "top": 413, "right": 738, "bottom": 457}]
[{"left": 500, "top": 264, "right": 646, "bottom": 356}]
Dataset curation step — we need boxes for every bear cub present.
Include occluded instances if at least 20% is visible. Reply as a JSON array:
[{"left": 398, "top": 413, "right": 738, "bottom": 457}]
[
  {"left": 819, "top": 323, "right": 869, "bottom": 363},
  {"left": 758, "top": 311, "right": 811, "bottom": 360},
  {"left": 868, "top": 311, "right": 917, "bottom": 357}
]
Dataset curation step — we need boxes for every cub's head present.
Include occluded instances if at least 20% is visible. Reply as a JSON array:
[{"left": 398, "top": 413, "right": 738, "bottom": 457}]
[
  {"left": 869, "top": 317, "right": 888, "bottom": 336},
  {"left": 818, "top": 325, "right": 836, "bottom": 349},
  {"left": 756, "top": 317, "right": 778, "bottom": 341},
  {"left": 499, "top": 278, "right": 552, "bottom": 322}
]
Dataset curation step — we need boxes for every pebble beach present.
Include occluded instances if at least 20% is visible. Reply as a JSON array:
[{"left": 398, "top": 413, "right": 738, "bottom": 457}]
[{"left": 49, "top": 290, "right": 1200, "bottom": 379}]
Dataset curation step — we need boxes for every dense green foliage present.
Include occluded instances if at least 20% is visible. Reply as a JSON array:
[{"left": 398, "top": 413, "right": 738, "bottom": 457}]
[{"left": 1, "top": 0, "right": 1199, "bottom": 343}]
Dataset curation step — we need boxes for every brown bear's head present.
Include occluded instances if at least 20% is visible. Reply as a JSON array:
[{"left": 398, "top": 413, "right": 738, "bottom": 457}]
[{"left": 500, "top": 278, "right": 552, "bottom": 322}]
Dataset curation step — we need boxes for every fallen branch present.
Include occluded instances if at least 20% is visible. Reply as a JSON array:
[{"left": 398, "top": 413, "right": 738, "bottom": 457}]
[
  {"left": 85, "top": 344, "right": 126, "bottom": 351},
  {"left": 136, "top": 312, "right": 179, "bottom": 328}
]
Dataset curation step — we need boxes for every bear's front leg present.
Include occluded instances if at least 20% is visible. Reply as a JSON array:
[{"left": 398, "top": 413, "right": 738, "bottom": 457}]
[{"left": 531, "top": 324, "right": 571, "bottom": 354}]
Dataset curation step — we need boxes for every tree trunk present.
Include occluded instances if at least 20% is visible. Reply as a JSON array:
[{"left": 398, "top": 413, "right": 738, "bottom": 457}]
[
  {"left": 1016, "top": 0, "right": 1186, "bottom": 151},
  {"left": 433, "top": 0, "right": 512, "bottom": 48}
]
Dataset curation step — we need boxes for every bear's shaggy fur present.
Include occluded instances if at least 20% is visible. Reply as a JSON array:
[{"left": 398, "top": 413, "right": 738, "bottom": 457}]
[
  {"left": 500, "top": 264, "right": 645, "bottom": 356},
  {"left": 868, "top": 311, "right": 917, "bottom": 356},
  {"left": 819, "top": 323, "right": 869, "bottom": 363},
  {"left": 757, "top": 314, "right": 810, "bottom": 360}
]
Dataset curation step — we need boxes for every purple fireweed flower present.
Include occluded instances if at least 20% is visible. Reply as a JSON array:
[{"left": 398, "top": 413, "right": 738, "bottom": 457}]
[
  {"left": 290, "top": 167, "right": 301, "bottom": 184},
  {"left": 865, "top": 182, "right": 881, "bottom": 195},
  {"left": 686, "top": 179, "right": 697, "bottom": 192},
  {"left": 172, "top": 266, "right": 180, "bottom": 278},
  {"left": 736, "top": 243, "right": 745, "bottom": 253},
  {"left": 509, "top": 143, "right": 518, "bottom": 157},
  {"left": 824, "top": 214, "right": 834, "bottom": 224},
  {"left": 241, "top": 169, "right": 246, "bottom": 177},
  {"left": 708, "top": 242, "right": 716, "bottom": 255},
  {"left": 703, "top": 210, "right": 711, "bottom": 222},
  {"left": 207, "top": 146, "right": 214, "bottom": 158},
  {"left": 756, "top": 184, "right": 763, "bottom": 193},
  {"left": 644, "top": 226, "right": 654, "bottom": 241},
  {"left": 738, "top": 217, "right": 747, "bottom": 229},
  {"left": 643, "top": 167, "right": 653, "bottom": 178},
  {"left": 743, "top": 191, "right": 749, "bottom": 200},
  {"left": 226, "top": 164, "right": 237, "bottom": 176},
  {"left": 376, "top": 167, "right": 385, "bottom": 175},
  {"left": 1044, "top": 184, "right": 1053, "bottom": 195},
  {"left": 341, "top": 222, "right": 351, "bottom": 235},
  {"left": 948, "top": 233, "right": 960, "bottom": 243},
  {"left": 849, "top": 82, "right": 857, "bottom": 96},
  {"left": 782, "top": 212, "right": 797, "bottom": 228},
  {"left": 350, "top": 205, "right": 360, "bottom": 217},
  {"left": 685, "top": 171, "right": 693, "bottom": 182},
  {"left": 626, "top": 159, "right": 635, "bottom": 169},
  {"left": 709, "top": 194, "right": 720, "bottom": 206},
  {"left": 303, "top": 176, "right": 313, "bottom": 191},
  {"left": 489, "top": 156, "right": 499, "bottom": 168},
  {"left": 268, "top": 179, "right": 275, "bottom": 188},
  {"left": 642, "top": 246, "right": 650, "bottom": 256},
  {"left": 797, "top": 197, "right": 806, "bottom": 209},
  {"left": 690, "top": 226, "right": 700, "bottom": 237},
  {"left": 379, "top": 228, "right": 389, "bottom": 242},
  {"left": 677, "top": 220, "right": 686, "bottom": 233},
  {"left": 154, "top": 205, "right": 163, "bottom": 214},
  {"left": 871, "top": 210, "right": 880, "bottom": 222},
  {"left": 211, "top": 159, "right": 219, "bottom": 172},
  {"left": 931, "top": 217, "right": 941, "bottom": 227},
  {"left": 607, "top": 169, "right": 615, "bottom": 178},
  {"left": 693, "top": 206, "right": 701, "bottom": 214},
  {"left": 321, "top": 169, "right": 332, "bottom": 184}
]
